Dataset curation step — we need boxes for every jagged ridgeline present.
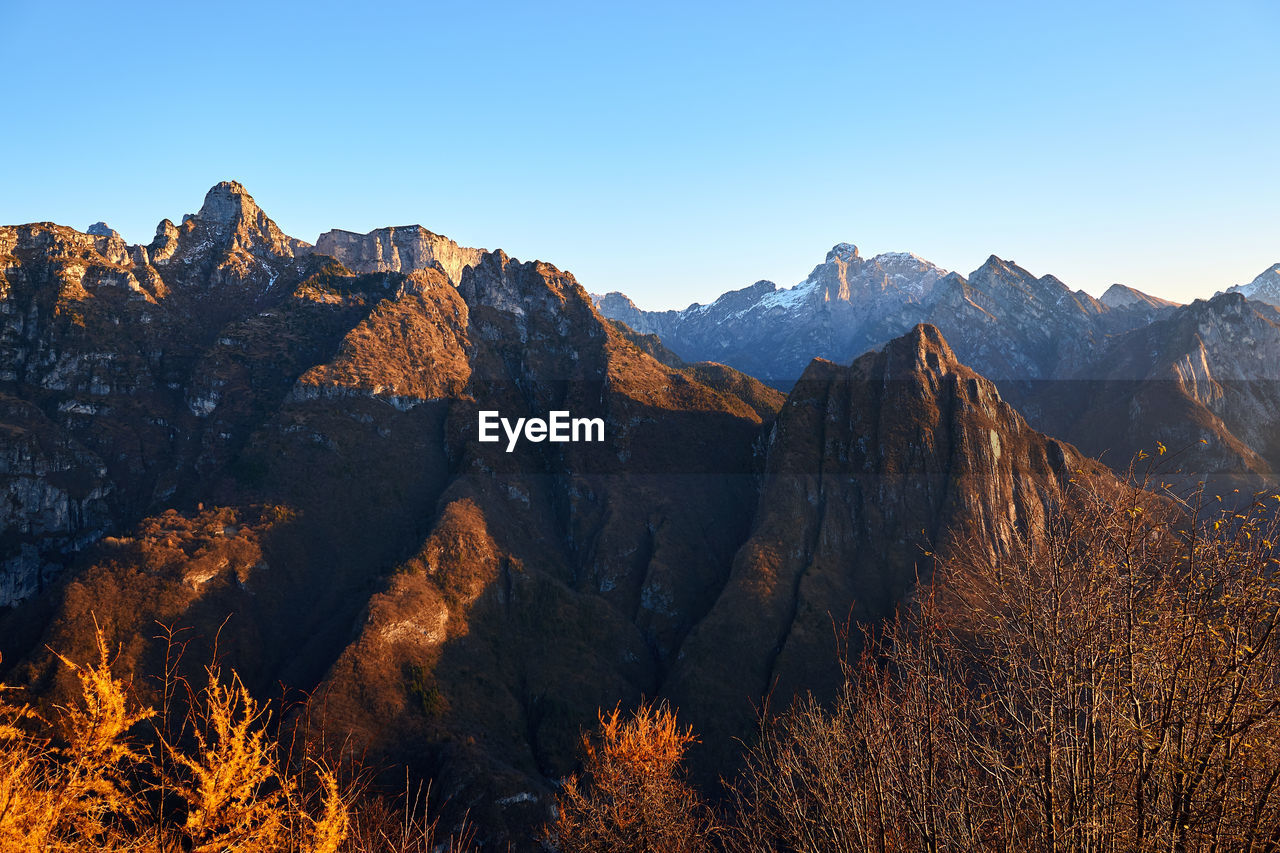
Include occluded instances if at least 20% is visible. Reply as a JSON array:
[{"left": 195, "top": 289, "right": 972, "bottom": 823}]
[{"left": 0, "top": 181, "right": 1273, "bottom": 847}]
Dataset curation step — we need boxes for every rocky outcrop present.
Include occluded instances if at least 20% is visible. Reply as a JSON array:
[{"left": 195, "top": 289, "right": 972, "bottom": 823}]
[
  {"left": 315, "top": 225, "right": 485, "bottom": 285},
  {"left": 86, "top": 222, "right": 119, "bottom": 239},
  {"left": 0, "top": 396, "right": 112, "bottom": 606}
]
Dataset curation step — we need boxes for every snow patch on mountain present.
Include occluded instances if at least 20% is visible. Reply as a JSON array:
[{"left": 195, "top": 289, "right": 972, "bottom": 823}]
[{"left": 1225, "top": 264, "right": 1280, "bottom": 307}]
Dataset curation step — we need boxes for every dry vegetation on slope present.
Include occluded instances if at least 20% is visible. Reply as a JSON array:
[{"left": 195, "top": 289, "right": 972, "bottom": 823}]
[{"left": 555, "top": 468, "right": 1280, "bottom": 852}]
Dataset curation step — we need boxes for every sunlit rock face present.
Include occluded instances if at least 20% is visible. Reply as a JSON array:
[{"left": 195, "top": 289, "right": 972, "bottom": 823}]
[{"left": 315, "top": 225, "right": 485, "bottom": 285}]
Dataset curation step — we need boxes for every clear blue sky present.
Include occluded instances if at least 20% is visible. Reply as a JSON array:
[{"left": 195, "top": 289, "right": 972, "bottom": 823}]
[{"left": 3, "top": 0, "right": 1278, "bottom": 309}]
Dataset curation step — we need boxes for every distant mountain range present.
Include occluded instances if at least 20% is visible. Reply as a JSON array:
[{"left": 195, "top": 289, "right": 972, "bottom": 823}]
[
  {"left": 593, "top": 244, "right": 1177, "bottom": 385},
  {"left": 1, "top": 182, "right": 1278, "bottom": 845},
  {"left": 595, "top": 244, "right": 1280, "bottom": 494}
]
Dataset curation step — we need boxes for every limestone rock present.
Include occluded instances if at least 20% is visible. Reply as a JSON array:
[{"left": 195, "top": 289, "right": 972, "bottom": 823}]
[{"left": 315, "top": 225, "right": 485, "bottom": 285}]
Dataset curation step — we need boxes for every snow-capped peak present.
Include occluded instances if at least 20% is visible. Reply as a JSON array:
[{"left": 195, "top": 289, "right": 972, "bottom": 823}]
[
  {"left": 1223, "top": 263, "right": 1280, "bottom": 307},
  {"left": 1235, "top": 263, "right": 1280, "bottom": 296}
]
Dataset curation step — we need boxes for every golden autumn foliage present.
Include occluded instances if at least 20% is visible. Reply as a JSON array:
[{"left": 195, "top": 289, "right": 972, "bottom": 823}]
[
  {"left": 0, "top": 627, "right": 155, "bottom": 852},
  {"left": 164, "top": 668, "right": 295, "bottom": 852},
  {"left": 0, "top": 628, "right": 464, "bottom": 853},
  {"left": 552, "top": 701, "right": 716, "bottom": 853}
]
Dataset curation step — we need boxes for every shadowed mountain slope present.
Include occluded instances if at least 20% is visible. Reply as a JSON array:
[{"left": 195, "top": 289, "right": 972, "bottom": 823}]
[{"left": 1019, "top": 292, "right": 1280, "bottom": 494}]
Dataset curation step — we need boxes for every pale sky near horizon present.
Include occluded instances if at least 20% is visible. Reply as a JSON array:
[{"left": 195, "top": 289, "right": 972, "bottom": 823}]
[{"left": 2, "top": 1, "right": 1278, "bottom": 310}]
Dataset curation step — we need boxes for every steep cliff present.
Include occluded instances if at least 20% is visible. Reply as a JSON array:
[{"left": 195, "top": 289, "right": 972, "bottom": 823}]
[
  {"left": 664, "top": 325, "right": 1109, "bottom": 779},
  {"left": 315, "top": 225, "right": 485, "bottom": 284}
]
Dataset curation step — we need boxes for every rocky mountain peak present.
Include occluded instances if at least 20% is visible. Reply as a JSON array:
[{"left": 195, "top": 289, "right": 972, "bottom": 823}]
[
  {"left": 973, "top": 254, "right": 1024, "bottom": 280},
  {"left": 887, "top": 322, "right": 954, "bottom": 365},
  {"left": 1101, "top": 283, "right": 1180, "bottom": 310},
  {"left": 1102, "top": 283, "right": 1142, "bottom": 308},
  {"left": 594, "top": 291, "right": 639, "bottom": 312},
  {"left": 468, "top": 247, "right": 512, "bottom": 280},
  {"left": 826, "top": 242, "right": 860, "bottom": 263},
  {"left": 1039, "top": 273, "right": 1070, "bottom": 291},
  {"left": 86, "top": 221, "right": 118, "bottom": 239},
  {"left": 458, "top": 249, "right": 587, "bottom": 323},
  {"left": 1200, "top": 290, "right": 1249, "bottom": 318},
  {"left": 878, "top": 323, "right": 979, "bottom": 395},
  {"left": 1244, "top": 263, "right": 1280, "bottom": 283},
  {"left": 144, "top": 181, "right": 312, "bottom": 276},
  {"left": 198, "top": 180, "right": 258, "bottom": 225},
  {"left": 589, "top": 290, "right": 666, "bottom": 334},
  {"left": 665, "top": 323, "right": 1094, "bottom": 774},
  {"left": 188, "top": 179, "right": 310, "bottom": 259}
]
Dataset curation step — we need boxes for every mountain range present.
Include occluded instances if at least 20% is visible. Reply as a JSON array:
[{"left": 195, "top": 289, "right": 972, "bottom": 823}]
[
  {"left": 596, "top": 244, "right": 1280, "bottom": 494},
  {"left": 1, "top": 182, "right": 1277, "bottom": 844}
]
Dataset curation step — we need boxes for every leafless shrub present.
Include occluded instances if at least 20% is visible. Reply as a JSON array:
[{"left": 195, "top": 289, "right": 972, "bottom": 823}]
[{"left": 731, "top": 460, "right": 1280, "bottom": 852}]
